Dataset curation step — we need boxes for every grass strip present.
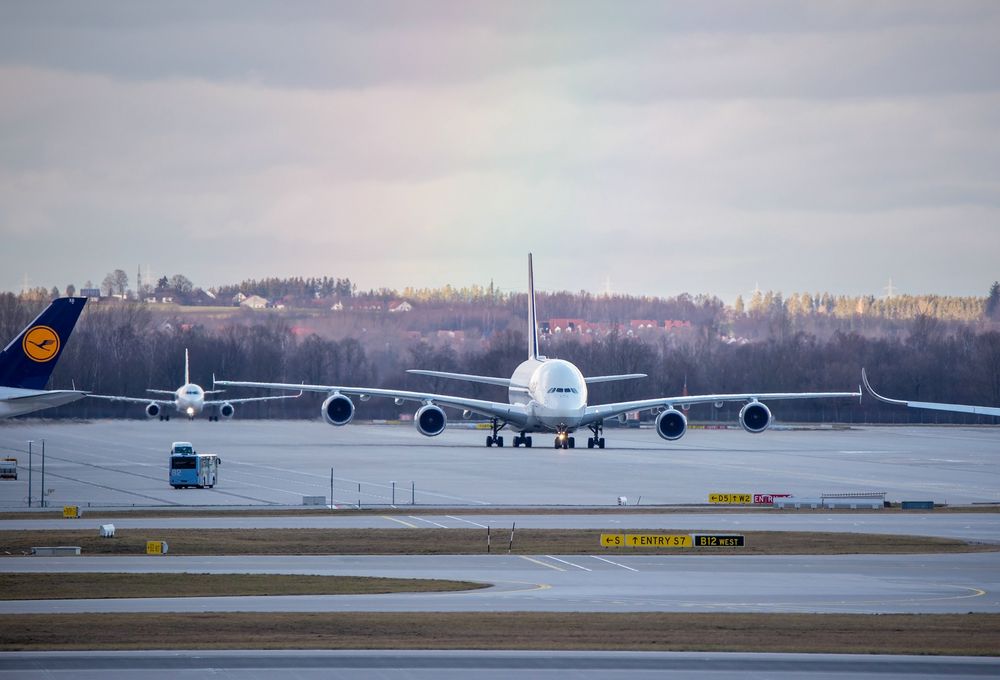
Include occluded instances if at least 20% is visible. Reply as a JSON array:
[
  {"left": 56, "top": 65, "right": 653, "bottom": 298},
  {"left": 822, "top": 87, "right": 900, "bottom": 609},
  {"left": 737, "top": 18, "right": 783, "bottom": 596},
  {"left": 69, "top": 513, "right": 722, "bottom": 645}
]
[
  {"left": 2, "top": 505, "right": 997, "bottom": 520},
  {"left": 0, "top": 573, "right": 486, "bottom": 600},
  {"left": 0, "top": 612, "right": 997, "bottom": 655},
  {"left": 0, "top": 528, "right": 993, "bottom": 556}
]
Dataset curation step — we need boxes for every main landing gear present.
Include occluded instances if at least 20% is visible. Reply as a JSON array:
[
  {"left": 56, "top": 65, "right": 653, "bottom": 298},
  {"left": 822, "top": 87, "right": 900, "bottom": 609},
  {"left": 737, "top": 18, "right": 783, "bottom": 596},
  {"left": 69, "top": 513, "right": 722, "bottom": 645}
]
[
  {"left": 485, "top": 418, "right": 507, "bottom": 447},
  {"left": 586, "top": 422, "right": 606, "bottom": 449},
  {"left": 513, "top": 433, "right": 533, "bottom": 448}
]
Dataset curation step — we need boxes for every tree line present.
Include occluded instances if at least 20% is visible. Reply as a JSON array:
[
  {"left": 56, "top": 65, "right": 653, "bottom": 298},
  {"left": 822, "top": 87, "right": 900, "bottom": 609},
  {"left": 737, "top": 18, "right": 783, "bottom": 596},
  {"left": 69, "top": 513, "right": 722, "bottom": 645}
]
[{"left": 1, "top": 294, "right": 996, "bottom": 424}]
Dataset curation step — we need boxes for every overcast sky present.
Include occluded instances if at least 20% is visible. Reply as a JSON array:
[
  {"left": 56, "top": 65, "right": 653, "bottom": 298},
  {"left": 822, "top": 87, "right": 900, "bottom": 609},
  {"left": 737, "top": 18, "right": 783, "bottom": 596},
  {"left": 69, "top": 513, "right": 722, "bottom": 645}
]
[{"left": 1, "top": 1, "right": 998, "bottom": 302}]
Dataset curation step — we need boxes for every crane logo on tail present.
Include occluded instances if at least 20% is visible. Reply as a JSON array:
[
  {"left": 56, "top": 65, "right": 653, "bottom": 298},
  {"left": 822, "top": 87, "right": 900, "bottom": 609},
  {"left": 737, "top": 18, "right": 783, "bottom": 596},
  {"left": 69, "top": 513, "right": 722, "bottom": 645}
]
[{"left": 22, "top": 326, "right": 60, "bottom": 362}]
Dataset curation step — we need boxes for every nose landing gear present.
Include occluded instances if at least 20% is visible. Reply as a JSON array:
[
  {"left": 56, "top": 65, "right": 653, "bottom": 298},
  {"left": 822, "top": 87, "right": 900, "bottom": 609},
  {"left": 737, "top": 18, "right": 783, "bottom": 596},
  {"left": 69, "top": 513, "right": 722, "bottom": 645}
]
[{"left": 554, "top": 432, "right": 575, "bottom": 449}]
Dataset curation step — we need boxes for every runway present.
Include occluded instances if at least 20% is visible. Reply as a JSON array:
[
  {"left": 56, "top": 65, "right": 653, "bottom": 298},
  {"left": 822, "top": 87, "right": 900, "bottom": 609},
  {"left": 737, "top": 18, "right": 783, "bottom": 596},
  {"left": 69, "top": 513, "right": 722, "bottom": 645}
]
[
  {"left": 2, "top": 551, "right": 998, "bottom": 614},
  {"left": 1, "top": 650, "right": 997, "bottom": 679},
  {"left": 1, "top": 420, "right": 998, "bottom": 508}
]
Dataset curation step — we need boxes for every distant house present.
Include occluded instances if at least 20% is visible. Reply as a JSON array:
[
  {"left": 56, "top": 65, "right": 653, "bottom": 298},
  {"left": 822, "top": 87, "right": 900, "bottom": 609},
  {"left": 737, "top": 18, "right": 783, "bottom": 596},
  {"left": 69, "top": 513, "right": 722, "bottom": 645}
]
[
  {"left": 630, "top": 320, "right": 658, "bottom": 331},
  {"left": 388, "top": 300, "right": 413, "bottom": 313},
  {"left": 80, "top": 288, "right": 101, "bottom": 298},
  {"left": 232, "top": 292, "right": 247, "bottom": 306},
  {"left": 547, "top": 318, "right": 586, "bottom": 334},
  {"left": 331, "top": 300, "right": 345, "bottom": 311},
  {"left": 240, "top": 295, "right": 269, "bottom": 310},
  {"left": 664, "top": 320, "right": 693, "bottom": 332}
]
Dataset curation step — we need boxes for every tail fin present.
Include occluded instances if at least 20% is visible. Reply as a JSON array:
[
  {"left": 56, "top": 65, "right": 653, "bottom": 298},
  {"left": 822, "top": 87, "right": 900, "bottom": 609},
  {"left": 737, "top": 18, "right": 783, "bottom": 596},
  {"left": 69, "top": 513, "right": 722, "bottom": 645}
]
[
  {"left": 0, "top": 297, "right": 87, "bottom": 390},
  {"left": 527, "top": 253, "right": 540, "bottom": 360},
  {"left": 184, "top": 348, "right": 190, "bottom": 385}
]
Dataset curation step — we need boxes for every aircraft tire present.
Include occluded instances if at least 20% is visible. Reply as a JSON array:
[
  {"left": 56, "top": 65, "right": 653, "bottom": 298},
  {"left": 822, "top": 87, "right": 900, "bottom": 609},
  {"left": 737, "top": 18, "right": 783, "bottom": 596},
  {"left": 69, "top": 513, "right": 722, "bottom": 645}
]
[
  {"left": 486, "top": 436, "right": 493, "bottom": 447},
  {"left": 525, "top": 436, "right": 532, "bottom": 447},
  {"left": 598, "top": 438, "right": 606, "bottom": 449}
]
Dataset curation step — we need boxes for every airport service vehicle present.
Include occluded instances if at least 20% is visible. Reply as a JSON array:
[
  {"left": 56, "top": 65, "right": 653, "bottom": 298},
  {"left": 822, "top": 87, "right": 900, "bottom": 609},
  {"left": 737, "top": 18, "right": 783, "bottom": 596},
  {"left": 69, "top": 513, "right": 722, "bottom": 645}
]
[
  {"left": 0, "top": 458, "right": 17, "bottom": 480},
  {"left": 169, "top": 441, "right": 220, "bottom": 489},
  {"left": 89, "top": 349, "right": 300, "bottom": 421},
  {"left": 0, "top": 297, "right": 88, "bottom": 418},
  {"left": 218, "top": 255, "right": 861, "bottom": 450}
]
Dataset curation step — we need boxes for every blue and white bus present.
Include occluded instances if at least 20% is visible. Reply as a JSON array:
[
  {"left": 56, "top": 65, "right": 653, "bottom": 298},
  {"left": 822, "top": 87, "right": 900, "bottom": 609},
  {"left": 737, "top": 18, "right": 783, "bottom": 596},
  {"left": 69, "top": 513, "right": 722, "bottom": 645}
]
[{"left": 169, "top": 441, "right": 220, "bottom": 489}]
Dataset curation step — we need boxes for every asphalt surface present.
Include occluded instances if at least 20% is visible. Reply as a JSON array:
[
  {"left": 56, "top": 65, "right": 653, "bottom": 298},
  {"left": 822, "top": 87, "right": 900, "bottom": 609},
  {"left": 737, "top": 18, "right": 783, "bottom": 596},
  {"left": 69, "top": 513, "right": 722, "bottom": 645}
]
[
  {"left": 2, "top": 651, "right": 998, "bottom": 679},
  {"left": 2, "top": 420, "right": 997, "bottom": 675},
  {"left": 2, "top": 551, "right": 998, "bottom": 614},
  {"left": 1, "top": 420, "right": 998, "bottom": 507}
]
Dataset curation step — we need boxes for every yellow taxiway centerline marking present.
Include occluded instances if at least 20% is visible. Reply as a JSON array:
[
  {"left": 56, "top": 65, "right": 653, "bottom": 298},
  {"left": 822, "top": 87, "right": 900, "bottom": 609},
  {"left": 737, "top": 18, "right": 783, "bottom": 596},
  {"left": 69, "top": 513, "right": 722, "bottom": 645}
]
[
  {"left": 381, "top": 515, "right": 419, "bottom": 528},
  {"left": 519, "top": 555, "right": 566, "bottom": 571}
]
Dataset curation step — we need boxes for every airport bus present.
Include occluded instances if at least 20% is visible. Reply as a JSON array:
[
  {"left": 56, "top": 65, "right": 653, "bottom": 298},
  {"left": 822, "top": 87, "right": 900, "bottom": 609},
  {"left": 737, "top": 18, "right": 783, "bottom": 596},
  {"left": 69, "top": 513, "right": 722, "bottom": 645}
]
[{"left": 169, "top": 441, "right": 220, "bottom": 489}]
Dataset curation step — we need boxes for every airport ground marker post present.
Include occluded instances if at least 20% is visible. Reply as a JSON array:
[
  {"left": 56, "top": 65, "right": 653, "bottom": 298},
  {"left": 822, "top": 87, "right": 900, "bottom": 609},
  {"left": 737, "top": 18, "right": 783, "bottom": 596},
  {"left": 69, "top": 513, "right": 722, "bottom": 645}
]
[
  {"left": 411, "top": 481, "right": 415, "bottom": 505},
  {"left": 508, "top": 522, "right": 515, "bottom": 553}
]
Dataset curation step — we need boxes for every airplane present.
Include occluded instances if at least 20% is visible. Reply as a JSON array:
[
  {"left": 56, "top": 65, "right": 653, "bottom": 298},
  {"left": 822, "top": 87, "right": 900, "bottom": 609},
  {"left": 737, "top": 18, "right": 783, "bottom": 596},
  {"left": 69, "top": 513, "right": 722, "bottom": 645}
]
[
  {"left": 218, "top": 256, "right": 861, "bottom": 449},
  {"left": 0, "top": 296, "right": 88, "bottom": 418},
  {"left": 862, "top": 368, "right": 1000, "bottom": 418},
  {"left": 88, "top": 349, "right": 300, "bottom": 421}
]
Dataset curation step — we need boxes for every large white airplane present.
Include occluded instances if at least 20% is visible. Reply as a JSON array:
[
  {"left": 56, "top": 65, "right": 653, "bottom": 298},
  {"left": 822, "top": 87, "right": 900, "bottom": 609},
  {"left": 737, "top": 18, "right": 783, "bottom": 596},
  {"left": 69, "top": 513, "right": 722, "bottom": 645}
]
[
  {"left": 218, "top": 255, "right": 860, "bottom": 449},
  {"left": 89, "top": 349, "right": 300, "bottom": 421},
  {"left": 0, "top": 296, "right": 88, "bottom": 418},
  {"left": 862, "top": 368, "right": 1000, "bottom": 418}
]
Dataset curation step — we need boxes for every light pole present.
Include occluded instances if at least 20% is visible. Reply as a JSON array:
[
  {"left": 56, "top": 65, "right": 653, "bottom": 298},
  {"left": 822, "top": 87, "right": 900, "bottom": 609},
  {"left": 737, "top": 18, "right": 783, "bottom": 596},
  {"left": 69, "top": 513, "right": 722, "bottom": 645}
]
[
  {"left": 40, "top": 440, "right": 46, "bottom": 508},
  {"left": 26, "top": 440, "right": 33, "bottom": 508}
]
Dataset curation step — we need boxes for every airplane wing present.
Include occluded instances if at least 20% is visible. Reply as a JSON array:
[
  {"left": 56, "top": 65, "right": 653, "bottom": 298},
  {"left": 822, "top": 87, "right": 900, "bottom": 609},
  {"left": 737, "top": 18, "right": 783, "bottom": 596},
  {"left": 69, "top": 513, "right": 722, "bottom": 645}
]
[
  {"left": 145, "top": 389, "right": 177, "bottom": 396},
  {"left": 582, "top": 389, "right": 861, "bottom": 426},
  {"left": 862, "top": 368, "right": 1000, "bottom": 417},
  {"left": 87, "top": 394, "right": 175, "bottom": 406},
  {"left": 406, "top": 370, "right": 512, "bottom": 387},
  {"left": 584, "top": 373, "right": 647, "bottom": 384},
  {"left": 205, "top": 390, "right": 303, "bottom": 406},
  {"left": 2, "top": 388, "right": 88, "bottom": 408},
  {"left": 215, "top": 380, "right": 531, "bottom": 427}
]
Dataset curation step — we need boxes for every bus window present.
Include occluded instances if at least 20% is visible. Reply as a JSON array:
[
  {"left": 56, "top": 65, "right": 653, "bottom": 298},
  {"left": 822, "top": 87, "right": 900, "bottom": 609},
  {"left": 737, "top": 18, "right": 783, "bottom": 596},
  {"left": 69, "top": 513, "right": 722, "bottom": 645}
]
[{"left": 170, "top": 457, "right": 196, "bottom": 469}]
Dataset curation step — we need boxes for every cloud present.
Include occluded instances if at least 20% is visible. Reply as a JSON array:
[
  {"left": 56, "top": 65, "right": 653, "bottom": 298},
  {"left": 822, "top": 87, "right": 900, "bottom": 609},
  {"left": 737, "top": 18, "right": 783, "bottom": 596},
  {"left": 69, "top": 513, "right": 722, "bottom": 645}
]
[{"left": 1, "top": 2, "right": 998, "bottom": 300}]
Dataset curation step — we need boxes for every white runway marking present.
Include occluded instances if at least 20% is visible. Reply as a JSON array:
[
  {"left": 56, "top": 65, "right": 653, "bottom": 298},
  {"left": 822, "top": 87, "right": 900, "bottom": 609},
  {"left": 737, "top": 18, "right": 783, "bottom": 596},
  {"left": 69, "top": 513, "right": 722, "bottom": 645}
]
[
  {"left": 545, "top": 555, "right": 592, "bottom": 571},
  {"left": 446, "top": 516, "right": 489, "bottom": 528},
  {"left": 591, "top": 555, "right": 639, "bottom": 572}
]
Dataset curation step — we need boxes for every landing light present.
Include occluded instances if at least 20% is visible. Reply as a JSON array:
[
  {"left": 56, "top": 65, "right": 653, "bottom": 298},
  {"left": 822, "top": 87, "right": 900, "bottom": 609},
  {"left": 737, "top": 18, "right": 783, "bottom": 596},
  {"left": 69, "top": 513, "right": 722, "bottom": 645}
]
[{"left": 186, "top": 407, "right": 195, "bottom": 416}]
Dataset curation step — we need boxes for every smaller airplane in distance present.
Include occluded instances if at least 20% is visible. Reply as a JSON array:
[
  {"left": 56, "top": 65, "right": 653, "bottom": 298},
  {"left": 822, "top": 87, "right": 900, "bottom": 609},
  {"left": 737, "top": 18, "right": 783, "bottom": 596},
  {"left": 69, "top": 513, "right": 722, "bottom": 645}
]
[
  {"left": 88, "top": 349, "right": 300, "bottom": 421},
  {"left": 862, "top": 368, "right": 1000, "bottom": 418},
  {"left": 0, "top": 296, "right": 88, "bottom": 418}
]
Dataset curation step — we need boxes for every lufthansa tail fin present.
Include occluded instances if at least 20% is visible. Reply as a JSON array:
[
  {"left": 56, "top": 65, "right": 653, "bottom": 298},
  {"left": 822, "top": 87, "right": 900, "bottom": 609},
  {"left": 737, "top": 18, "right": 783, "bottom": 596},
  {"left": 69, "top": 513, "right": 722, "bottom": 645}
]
[
  {"left": 528, "top": 253, "right": 540, "bottom": 360},
  {"left": 0, "top": 297, "right": 87, "bottom": 390}
]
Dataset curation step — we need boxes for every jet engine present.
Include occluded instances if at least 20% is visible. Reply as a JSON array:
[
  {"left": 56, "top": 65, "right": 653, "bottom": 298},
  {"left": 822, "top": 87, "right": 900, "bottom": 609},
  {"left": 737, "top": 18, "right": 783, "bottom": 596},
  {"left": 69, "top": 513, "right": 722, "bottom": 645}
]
[
  {"left": 322, "top": 393, "right": 355, "bottom": 426},
  {"left": 415, "top": 404, "right": 447, "bottom": 437},
  {"left": 145, "top": 402, "right": 160, "bottom": 419},
  {"left": 739, "top": 401, "right": 771, "bottom": 433},
  {"left": 655, "top": 408, "right": 687, "bottom": 441},
  {"left": 219, "top": 403, "right": 235, "bottom": 419}
]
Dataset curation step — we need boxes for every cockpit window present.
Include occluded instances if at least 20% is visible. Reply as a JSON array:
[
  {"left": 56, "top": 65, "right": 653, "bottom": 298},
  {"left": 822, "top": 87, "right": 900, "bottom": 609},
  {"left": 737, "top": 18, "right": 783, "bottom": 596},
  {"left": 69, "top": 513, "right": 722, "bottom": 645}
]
[{"left": 547, "top": 387, "right": 579, "bottom": 394}]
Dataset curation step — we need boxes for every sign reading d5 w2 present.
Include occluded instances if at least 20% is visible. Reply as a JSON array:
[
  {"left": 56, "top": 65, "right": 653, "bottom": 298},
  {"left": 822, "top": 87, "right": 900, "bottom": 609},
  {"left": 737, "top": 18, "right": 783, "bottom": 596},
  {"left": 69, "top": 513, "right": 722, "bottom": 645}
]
[{"left": 709, "top": 493, "right": 752, "bottom": 504}]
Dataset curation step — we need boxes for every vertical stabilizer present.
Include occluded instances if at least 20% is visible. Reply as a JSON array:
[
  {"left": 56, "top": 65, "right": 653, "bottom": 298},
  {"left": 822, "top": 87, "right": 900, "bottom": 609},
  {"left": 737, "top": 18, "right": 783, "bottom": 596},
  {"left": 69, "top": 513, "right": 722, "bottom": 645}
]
[
  {"left": 184, "top": 348, "right": 190, "bottom": 385},
  {"left": 527, "top": 253, "right": 540, "bottom": 360},
  {"left": 0, "top": 297, "right": 87, "bottom": 390}
]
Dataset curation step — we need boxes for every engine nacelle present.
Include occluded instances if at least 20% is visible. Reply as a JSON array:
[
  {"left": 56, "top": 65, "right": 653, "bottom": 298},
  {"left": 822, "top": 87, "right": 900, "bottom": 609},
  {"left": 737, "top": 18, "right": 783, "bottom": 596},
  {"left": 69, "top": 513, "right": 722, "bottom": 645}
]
[
  {"left": 739, "top": 401, "right": 771, "bottom": 434},
  {"left": 145, "top": 402, "right": 161, "bottom": 418},
  {"left": 415, "top": 404, "right": 447, "bottom": 437},
  {"left": 655, "top": 408, "right": 688, "bottom": 441},
  {"left": 219, "top": 402, "right": 235, "bottom": 420},
  {"left": 322, "top": 393, "right": 355, "bottom": 426}
]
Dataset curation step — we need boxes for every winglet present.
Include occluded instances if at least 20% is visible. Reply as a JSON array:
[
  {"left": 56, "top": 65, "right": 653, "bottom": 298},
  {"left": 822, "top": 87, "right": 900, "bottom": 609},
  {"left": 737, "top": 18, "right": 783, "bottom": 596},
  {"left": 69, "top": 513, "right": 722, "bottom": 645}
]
[
  {"left": 527, "top": 253, "right": 539, "bottom": 360},
  {"left": 862, "top": 367, "right": 906, "bottom": 406}
]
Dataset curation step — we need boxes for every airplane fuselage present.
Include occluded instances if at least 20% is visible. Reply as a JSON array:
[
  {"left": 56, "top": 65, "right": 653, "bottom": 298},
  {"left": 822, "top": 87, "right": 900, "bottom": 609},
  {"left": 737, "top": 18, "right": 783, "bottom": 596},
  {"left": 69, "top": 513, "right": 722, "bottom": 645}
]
[
  {"left": 174, "top": 383, "right": 205, "bottom": 417},
  {"left": 510, "top": 358, "right": 588, "bottom": 433}
]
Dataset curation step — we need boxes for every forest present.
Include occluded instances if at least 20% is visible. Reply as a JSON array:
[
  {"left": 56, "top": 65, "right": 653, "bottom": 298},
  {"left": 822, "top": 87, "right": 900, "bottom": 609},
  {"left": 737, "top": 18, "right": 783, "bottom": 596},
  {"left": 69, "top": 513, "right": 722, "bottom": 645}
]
[{"left": 2, "top": 290, "right": 998, "bottom": 426}]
